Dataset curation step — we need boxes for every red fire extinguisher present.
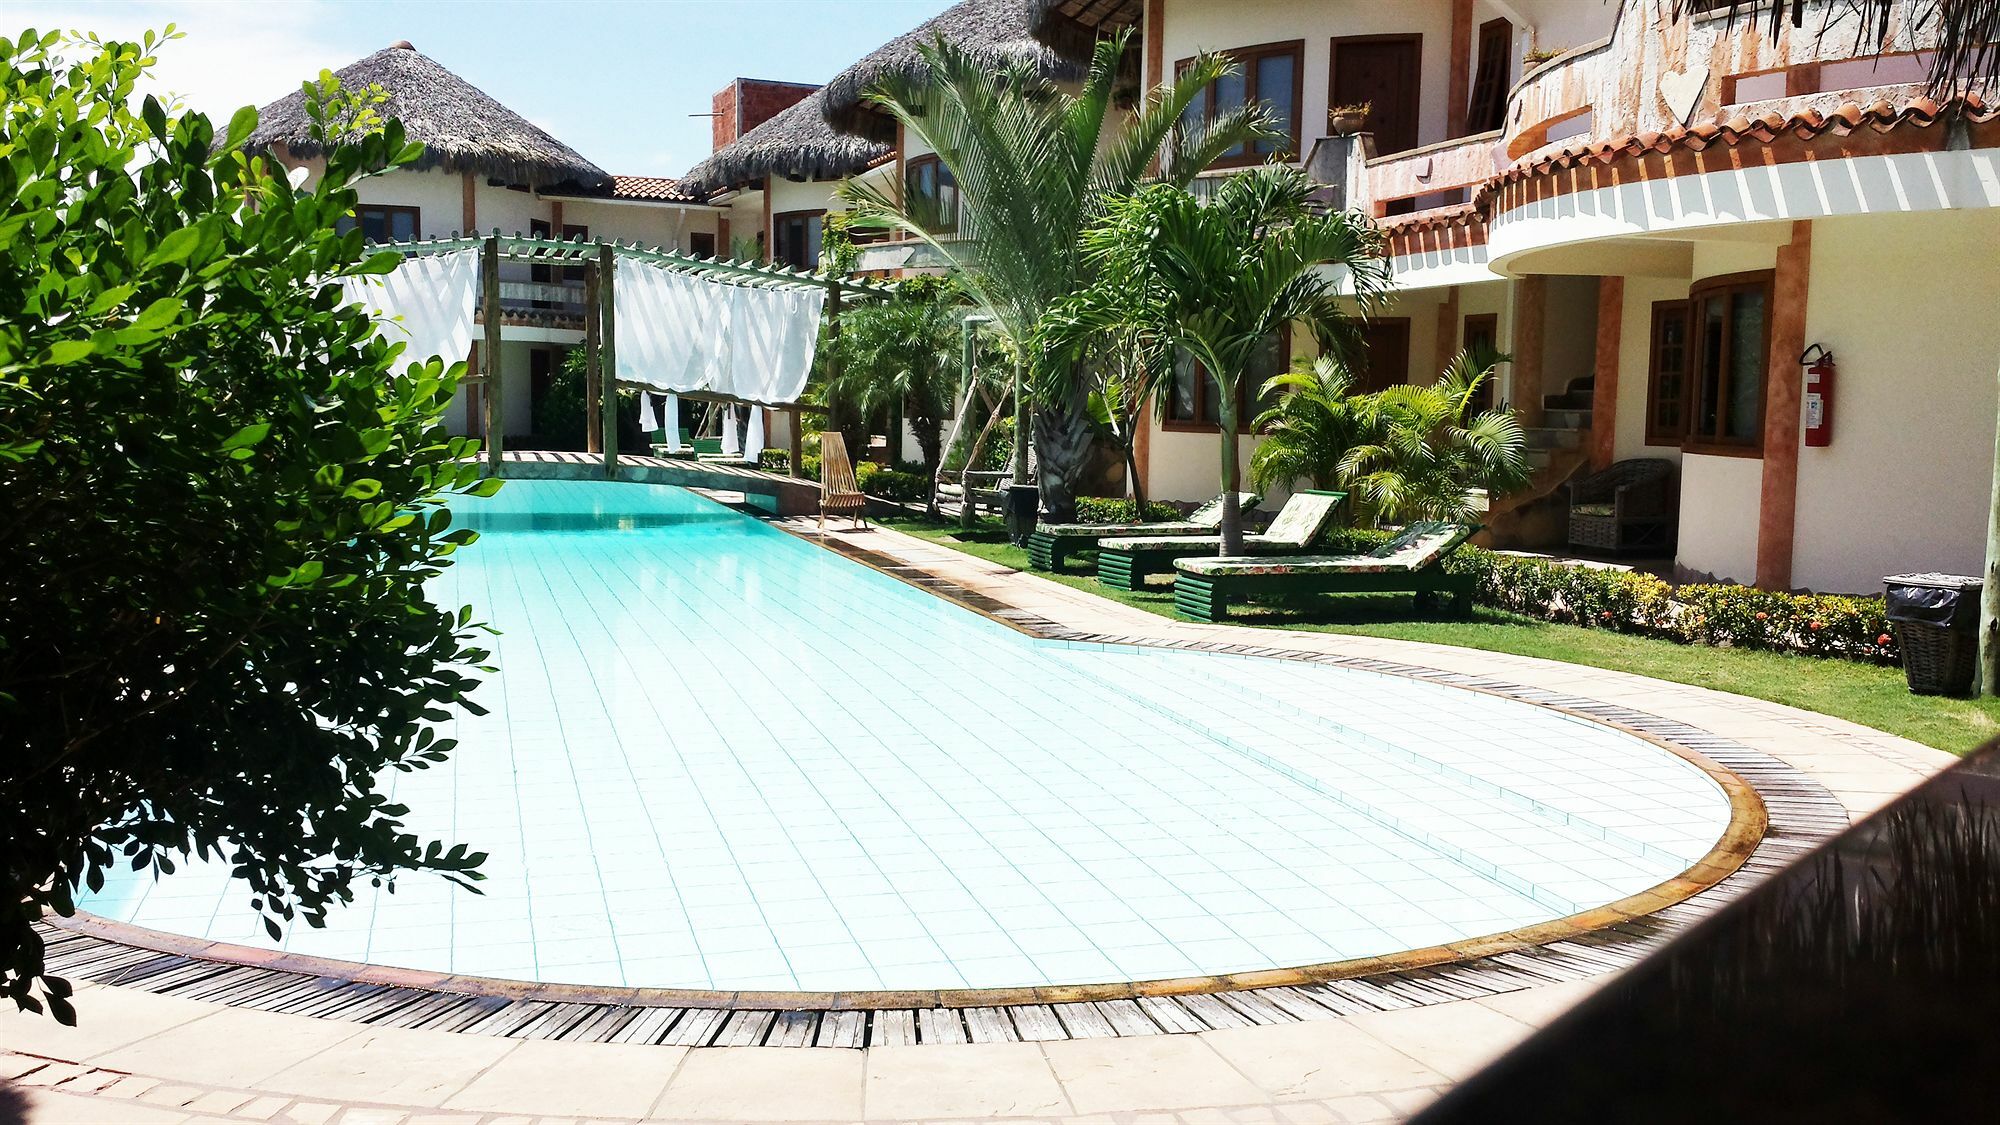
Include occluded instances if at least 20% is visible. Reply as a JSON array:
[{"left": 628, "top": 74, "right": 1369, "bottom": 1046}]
[{"left": 1802, "top": 345, "right": 1835, "bottom": 448}]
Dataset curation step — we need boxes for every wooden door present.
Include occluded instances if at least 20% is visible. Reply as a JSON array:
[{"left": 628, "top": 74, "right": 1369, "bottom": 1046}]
[
  {"left": 1357, "top": 318, "right": 1412, "bottom": 393},
  {"left": 1331, "top": 35, "right": 1423, "bottom": 156}
]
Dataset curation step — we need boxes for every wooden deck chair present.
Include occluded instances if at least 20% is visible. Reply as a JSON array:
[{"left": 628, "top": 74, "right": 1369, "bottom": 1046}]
[
  {"left": 1093, "top": 490, "right": 1346, "bottom": 591},
  {"left": 817, "top": 432, "right": 867, "bottom": 530},
  {"left": 1169, "top": 521, "right": 1480, "bottom": 621}
]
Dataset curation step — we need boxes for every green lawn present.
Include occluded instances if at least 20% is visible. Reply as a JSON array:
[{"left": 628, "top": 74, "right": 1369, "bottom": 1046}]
[{"left": 880, "top": 516, "right": 1998, "bottom": 755}]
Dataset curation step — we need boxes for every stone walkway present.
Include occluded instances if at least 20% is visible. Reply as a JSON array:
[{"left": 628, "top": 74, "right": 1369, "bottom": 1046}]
[{"left": 2, "top": 521, "right": 1960, "bottom": 1124}]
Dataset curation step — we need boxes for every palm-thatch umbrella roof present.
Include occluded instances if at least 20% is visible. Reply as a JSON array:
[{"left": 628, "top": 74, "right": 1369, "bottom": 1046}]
[
  {"left": 246, "top": 42, "right": 612, "bottom": 192},
  {"left": 820, "top": 0, "right": 1090, "bottom": 141},
  {"left": 1028, "top": 0, "right": 1142, "bottom": 58},
  {"left": 682, "top": 87, "right": 890, "bottom": 191}
]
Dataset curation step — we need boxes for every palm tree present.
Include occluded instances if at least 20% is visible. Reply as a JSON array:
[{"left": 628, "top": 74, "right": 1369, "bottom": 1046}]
[
  {"left": 841, "top": 29, "right": 1274, "bottom": 523},
  {"left": 1248, "top": 354, "right": 1376, "bottom": 494},
  {"left": 1338, "top": 349, "right": 1532, "bottom": 526},
  {"left": 1049, "top": 164, "right": 1390, "bottom": 555},
  {"left": 823, "top": 290, "right": 961, "bottom": 517}
]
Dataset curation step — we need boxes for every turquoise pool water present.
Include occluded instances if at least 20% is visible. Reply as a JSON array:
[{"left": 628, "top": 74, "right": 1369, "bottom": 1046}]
[{"left": 79, "top": 480, "right": 1732, "bottom": 992}]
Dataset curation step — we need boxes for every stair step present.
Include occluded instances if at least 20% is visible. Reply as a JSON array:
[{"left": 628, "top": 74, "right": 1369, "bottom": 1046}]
[
  {"left": 1546, "top": 408, "right": 1592, "bottom": 430},
  {"left": 1542, "top": 390, "right": 1593, "bottom": 410},
  {"left": 1523, "top": 427, "right": 1583, "bottom": 450}
]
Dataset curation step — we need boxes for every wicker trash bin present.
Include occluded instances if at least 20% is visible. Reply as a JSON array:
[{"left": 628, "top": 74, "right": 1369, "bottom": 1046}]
[{"left": 1884, "top": 573, "right": 1982, "bottom": 696}]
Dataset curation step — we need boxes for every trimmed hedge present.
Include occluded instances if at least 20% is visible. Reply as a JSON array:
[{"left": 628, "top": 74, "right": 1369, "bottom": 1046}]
[
  {"left": 1443, "top": 545, "right": 1897, "bottom": 664},
  {"left": 1075, "top": 497, "right": 1183, "bottom": 524}
]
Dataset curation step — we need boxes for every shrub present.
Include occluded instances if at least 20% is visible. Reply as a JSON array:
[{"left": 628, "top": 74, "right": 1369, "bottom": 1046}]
[
  {"left": 1678, "top": 584, "right": 1896, "bottom": 662},
  {"left": 1452, "top": 546, "right": 1899, "bottom": 664},
  {"left": 798, "top": 454, "right": 822, "bottom": 482},
  {"left": 758, "top": 449, "right": 788, "bottom": 472},
  {"left": 1074, "top": 497, "right": 1182, "bottom": 524},
  {"left": 865, "top": 467, "right": 930, "bottom": 503},
  {"left": 1, "top": 32, "right": 491, "bottom": 1018}
]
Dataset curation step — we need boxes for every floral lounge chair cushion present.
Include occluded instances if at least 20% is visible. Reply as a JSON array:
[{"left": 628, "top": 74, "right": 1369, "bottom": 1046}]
[
  {"left": 1038, "top": 492, "right": 1260, "bottom": 538},
  {"left": 1570, "top": 502, "right": 1616, "bottom": 518},
  {"left": 1098, "top": 493, "right": 1342, "bottom": 553}
]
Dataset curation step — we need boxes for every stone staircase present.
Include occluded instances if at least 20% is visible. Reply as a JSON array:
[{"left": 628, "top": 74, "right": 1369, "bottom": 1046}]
[{"left": 1481, "top": 375, "right": 1595, "bottom": 549}]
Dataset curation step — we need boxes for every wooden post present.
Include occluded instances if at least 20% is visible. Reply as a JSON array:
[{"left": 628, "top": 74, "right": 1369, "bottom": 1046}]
[
  {"left": 599, "top": 243, "right": 619, "bottom": 478},
  {"left": 1979, "top": 361, "right": 2000, "bottom": 697},
  {"left": 482, "top": 234, "right": 503, "bottom": 473},
  {"left": 583, "top": 256, "right": 602, "bottom": 454},
  {"left": 789, "top": 409, "right": 804, "bottom": 478}
]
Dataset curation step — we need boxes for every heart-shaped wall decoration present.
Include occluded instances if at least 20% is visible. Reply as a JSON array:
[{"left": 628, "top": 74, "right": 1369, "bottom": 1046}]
[{"left": 1659, "top": 64, "right": 1709, "bottom": 125}]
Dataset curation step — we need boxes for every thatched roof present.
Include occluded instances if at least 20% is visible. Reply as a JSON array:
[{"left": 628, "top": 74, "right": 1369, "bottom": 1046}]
[
  {"left": 246, "top": 42, "right": 611, "bottom": 191},
  {"left": 820, "top": 0, "right": 1088, "bottom": 140},
  {"left": 681, "top": 87, "right": 890, "bottom": 191},
  {"left": 1029, "top": 0, "right": 1142, "bottom": 60}
]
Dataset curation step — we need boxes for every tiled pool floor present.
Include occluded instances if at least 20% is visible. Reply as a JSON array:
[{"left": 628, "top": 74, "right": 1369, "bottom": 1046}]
[{"left": 77, "top": 481, "right": 1732, "bottom": 992}]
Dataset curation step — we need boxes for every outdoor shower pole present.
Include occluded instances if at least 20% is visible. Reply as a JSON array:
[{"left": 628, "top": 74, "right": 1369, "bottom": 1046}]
[
  {"left": 599, "top": 243, "right": 619, "bottom": 478},
  {"left": 482, "top": 233, "right": 503, "bottom": 474}
]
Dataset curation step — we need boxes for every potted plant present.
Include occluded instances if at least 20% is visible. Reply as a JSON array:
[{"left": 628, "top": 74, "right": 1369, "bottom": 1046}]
[{"left": 1328, "top": 101, "right": 1371, "bottom": 136}]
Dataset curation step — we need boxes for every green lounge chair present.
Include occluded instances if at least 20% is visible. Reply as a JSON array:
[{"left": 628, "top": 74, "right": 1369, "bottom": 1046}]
[
  {"left": 1024, "top": 492, "right": 1262, "bottom": 572},
  {"left": 1170, "top": 521, "right": 1480, "bottom": 622},
  {"left": 1094, "top": 490, "right": 1346, "bottom": 591}
]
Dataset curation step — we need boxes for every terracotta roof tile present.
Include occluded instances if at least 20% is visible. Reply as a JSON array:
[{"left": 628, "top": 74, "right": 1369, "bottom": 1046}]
[
  {"left": 1472, "top": 93, "right": 1995, "bottom": 214},
  {"left": 544, "top": 174, "right": 709, "bottom": 204}
]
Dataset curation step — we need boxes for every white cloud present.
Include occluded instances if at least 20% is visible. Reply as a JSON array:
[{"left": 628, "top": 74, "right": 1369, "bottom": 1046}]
[{"left": 13, "top": 0, "right": 366, "bottom": 120}]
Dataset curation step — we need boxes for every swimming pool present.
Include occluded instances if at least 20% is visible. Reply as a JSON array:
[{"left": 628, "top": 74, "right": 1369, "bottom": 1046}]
[{"left": 78, "top": 479, "right": 1733, "bottom": 993}]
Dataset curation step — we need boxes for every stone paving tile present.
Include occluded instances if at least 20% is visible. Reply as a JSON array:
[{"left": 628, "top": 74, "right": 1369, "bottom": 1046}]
[
  {"left": 863, "top": 1042, "right": 1072, "bottom": 1119},
  {"left": 1199, "top": 1021, "right": 1449, "bottom": 1103},
  {"left": 441, "top": 1039, "right": 682, "bottom": 1119},
  {"left": 655, "top": 1046, "right": 864, "bottom": 1121},
  {"left": 10, "top": 1059, "right": 88, "bottom": 1086},
  {"left": 282, "top": 1101, "right": 346, "bottom": 1125},
  {"left": 16, "top": 1084, "right": 192, "bottom": 1123},
  {"left": 95, "top": 1005, "right": 366, "bottom": 1090},
  {"left": 259, "top": 1025, "right": 517, "bottom": 1108},
  {"left": 1042, "top": 1034, "right": 1270, "bottom": 1115}
]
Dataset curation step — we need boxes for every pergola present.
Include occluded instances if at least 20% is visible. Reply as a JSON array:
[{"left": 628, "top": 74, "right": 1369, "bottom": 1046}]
[{"left": 382, "top": 230, "right": 895, "bottom": 476}]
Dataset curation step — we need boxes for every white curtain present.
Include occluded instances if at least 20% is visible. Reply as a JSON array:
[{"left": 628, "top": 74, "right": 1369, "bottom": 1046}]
[
  {"left": 720, "top": 404, "right": 742, "bottom": 458},
  {"left": 338, "top": 247, "right": 479, "bottom": 373},
  {"left": 637, "top": 390, "right": 661, "bottom": 432},
  {"left": 615, "top": 258, "right": 727, "bottom": 393},
  {"left": 613, "top": 257, "right": 824, "bottom": 404},
  {"left": 743, "top": 407, "right": 765, "bottom": 464},
  {"left": 662, "top": 393, "right": 683, "bottom": 452}
]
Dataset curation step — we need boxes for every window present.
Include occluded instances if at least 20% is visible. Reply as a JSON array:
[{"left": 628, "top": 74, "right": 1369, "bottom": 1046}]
[
  {"left": 1462, "top": 312, "right": 1499, "bottom": 413},
  {"left": 340, "top": 203, "right": 419, "bottom": 243},
  {"left": 772, "top": 210, "right": 824, "bottom": 270},
  {"left": 904, "top": 154, "right": 958, "bottom": 234},
  {"left": 1644, "top": 300, "right": 1691, "bottom": 446},
  {"left": 1465, "top": 19, "right": 1513, "bottom": 135},
  {"left": 1166, "top": 328, "right": 1290, "bottom": 431},
  {"left": 1177, "top": 41, "right": 1304, "bottom": 167},
  {"left": 1354, "top": 317, "right": 1412, "bottom": 394},
  {"left": 1685, "top": 272, "right": 1772, "bottom": 452},
  {"left": 688, "top": 231, "right": 717, "bottom": 259}
]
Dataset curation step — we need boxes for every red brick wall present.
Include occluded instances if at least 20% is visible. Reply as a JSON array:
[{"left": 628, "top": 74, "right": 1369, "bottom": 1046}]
[
  {"left": 711, "top": 84, "right": 739, "bottom": 152},
  {"left": 710, "top": 79, "right": 816, "bottom": 152}
]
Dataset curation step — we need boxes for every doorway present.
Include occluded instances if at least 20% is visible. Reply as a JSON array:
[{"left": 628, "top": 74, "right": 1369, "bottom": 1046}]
[{"left": 1330, "top": 35, "right": 1423, "bottom": 157}]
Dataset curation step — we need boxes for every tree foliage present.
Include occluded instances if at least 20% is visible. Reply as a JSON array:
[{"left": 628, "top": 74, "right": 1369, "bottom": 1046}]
[
  {"left": 1339, "top": 348, "right": 1532, "bottom": 525},
  {"left": 840, "top": 29, "right": 1272, "bottom": 522},
  {"left": 1248, "top": 355, "right": 1375, "bottom": 494},
  {"left": 1049, "top": 165, "right": 1389, "bottom": 554},
  {"left": 0, "top": 28, "right": 495, "bottom": 1021},
  {"left": 819, "top": 275, "right": 965, "bottom": 516}
]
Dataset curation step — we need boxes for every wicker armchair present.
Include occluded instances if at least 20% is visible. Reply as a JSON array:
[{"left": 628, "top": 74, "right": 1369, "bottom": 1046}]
[{"left": 1566, "top": 458, "right": 1675, "bottom": 554}]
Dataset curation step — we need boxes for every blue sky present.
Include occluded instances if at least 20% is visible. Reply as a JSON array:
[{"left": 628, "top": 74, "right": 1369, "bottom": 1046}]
[{"left": 14, "top": 1, "right": 957, "bottom": 177}]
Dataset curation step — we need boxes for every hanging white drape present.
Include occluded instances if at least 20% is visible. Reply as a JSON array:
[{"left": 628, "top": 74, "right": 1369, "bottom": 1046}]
[
  {"left": 637, "top": 390, "right": 662, "bottom": 433},
  {"left": 742, "top": 407, "right": 765, "bottom": 464},
  {"left": 613, "top": 257, "right": 825, "bottom": 404},
  {"left": 338, "top": 248, "right": 479, "bottom": 373},
  {"left": 662, "top": 393, "right": 683, "bottom": 452},
  {"left": 720, "top": 404, "right": 742, "bottom": 458},
  {"left": 614, "top": 259, "right": 727, "bottom": 392}
]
